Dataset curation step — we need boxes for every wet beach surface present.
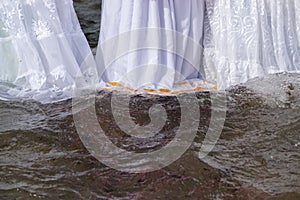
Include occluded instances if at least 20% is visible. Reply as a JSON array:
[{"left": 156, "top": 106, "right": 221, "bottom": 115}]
[{"left": 0, "top": 1, "right": 299, "bottom": 199}]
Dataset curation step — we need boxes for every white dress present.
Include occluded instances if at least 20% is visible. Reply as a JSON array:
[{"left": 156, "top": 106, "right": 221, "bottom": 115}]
[
  {"left": 0, "top": 0, "right": 94, "bottom": 101},
  {"left": 96, "top": 0, "right": 213, "bottom": 94},
  {"left": 204, "top": 0, "right": 300, "bottom": 89}
]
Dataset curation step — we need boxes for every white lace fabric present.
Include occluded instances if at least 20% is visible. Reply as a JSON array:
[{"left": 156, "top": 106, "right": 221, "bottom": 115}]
[
  {"left": 0, "top": 0, "right": 93, "bottom": 101},
  {"left": 204, "top": 0, "right": 300, "bottom": 88}
]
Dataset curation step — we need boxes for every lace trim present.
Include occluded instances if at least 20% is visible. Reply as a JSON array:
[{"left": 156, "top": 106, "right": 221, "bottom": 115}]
[{"left": 98, "top": 80, "right": 217, "bottom": 96}]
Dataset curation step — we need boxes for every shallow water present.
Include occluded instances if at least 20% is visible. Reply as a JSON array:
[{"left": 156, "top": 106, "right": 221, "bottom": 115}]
[
  {"left": 0, "top": 74, "right": 299, "bottom": 199},
  {"left": 200, "top": 74, "right": 300, "bottom": 195},
  {"left": 0, "top": 1, "right": 300, "bottom": 199}
]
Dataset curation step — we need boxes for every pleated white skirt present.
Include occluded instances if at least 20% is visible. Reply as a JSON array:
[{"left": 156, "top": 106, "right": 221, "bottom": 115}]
[{"left": 96, "top": 0, "right": 213, "bottom": 93}]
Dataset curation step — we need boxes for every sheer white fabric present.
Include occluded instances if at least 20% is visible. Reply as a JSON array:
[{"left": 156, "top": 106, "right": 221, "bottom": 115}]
[
  {"left": 204, "top": 0, "right": 300, "bottom": 89},
  {"left": 0, "top": 0, "right": 94, "bottom": 101},
  {"left": 96, "top": 0, "right": 207, "bottom": 91}
]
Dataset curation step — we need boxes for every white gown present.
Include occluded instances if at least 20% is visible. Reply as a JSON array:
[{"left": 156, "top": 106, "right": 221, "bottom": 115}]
[
  {"left": 96, "top": 0, "right": 214, "bottom": 94},
  {"left": 0, "top": 0, "right": 94, "bottom": 101},
  {"left": 204, "top": 0, "right": 300, "bottom": 89}
]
